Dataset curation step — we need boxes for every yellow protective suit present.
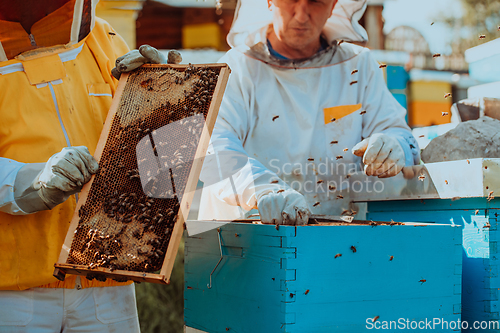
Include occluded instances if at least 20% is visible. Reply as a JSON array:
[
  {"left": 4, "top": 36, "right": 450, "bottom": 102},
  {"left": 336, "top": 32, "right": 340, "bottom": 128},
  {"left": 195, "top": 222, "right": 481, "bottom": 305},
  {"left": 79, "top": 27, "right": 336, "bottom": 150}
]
[{"left": 0, "top": 1, "right": 131, "bottom": 290}]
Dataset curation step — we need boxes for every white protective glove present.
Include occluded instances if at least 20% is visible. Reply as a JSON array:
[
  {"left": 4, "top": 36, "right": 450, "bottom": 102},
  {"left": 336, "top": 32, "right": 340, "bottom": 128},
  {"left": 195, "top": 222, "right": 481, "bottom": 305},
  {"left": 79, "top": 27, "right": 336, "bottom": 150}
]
[
  {"left": 112, "top": 45, "right": 182, "bottom": 79},
  {"left": 256, "top": 188, "right": 310, "bottom": 226},
  {"left": 14, "top": 147, "right": 99, "bottom": 213},
  {"left": 352, "top": 133, "right": 405, "bottom": 178}
]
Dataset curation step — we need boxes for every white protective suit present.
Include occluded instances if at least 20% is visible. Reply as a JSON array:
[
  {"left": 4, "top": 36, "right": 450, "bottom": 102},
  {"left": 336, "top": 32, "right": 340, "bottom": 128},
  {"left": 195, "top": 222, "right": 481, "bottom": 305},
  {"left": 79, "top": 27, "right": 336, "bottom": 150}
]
[{"left": 198, "top": 0, "right": 419, "bottom": 221}]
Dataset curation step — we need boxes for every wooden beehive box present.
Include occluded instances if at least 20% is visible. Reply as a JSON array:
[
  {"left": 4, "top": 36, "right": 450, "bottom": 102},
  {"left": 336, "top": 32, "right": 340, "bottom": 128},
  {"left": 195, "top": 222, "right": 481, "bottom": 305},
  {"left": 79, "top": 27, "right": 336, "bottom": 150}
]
[
  {"left": 53, "top": 63, "right": 230, "bottom": 284},
  {"left": 351, "top": 158, "right": 500, "bottom": 331},
  {"left": 184, "top": 220, "right": 462, "bottom": 332}
]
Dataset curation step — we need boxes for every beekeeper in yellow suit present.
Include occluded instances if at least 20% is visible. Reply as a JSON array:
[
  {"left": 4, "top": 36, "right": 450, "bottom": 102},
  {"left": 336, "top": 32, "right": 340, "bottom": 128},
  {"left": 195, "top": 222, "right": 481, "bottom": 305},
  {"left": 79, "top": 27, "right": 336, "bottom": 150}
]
[
  {"left": 197, "top": 0, "right": 420, "bottom": 225},
  {"left": 0, "top": 1, "right": 173, "bottom": 331}
]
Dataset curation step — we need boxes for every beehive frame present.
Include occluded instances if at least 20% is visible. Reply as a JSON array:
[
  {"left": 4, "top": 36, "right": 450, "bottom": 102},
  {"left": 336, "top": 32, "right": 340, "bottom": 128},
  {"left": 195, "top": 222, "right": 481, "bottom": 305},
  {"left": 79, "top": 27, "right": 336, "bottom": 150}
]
[{"left": 54, "top": 63, "right": 230, "bottom": 284}]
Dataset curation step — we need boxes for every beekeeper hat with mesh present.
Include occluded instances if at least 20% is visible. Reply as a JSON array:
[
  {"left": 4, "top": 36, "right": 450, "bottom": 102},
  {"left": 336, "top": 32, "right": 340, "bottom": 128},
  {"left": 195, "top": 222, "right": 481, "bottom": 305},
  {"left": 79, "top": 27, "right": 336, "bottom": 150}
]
[{"left": 227, "top": 0, "right": 368, "bottom": 49}]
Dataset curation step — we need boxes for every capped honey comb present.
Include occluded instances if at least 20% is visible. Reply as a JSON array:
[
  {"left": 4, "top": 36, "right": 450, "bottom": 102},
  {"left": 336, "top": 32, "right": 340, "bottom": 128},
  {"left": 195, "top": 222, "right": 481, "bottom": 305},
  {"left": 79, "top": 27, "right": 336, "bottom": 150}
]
[{"left": 54, "top": 63, "right": 230, "bottom": 284}]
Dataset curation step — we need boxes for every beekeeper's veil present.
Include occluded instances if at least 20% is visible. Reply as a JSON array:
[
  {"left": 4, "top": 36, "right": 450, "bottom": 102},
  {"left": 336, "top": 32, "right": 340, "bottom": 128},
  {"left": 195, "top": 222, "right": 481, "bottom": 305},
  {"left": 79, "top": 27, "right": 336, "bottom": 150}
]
[
  {"left": 0, "top": 0, "right": 99, "bottom": 61},
  {"left": 227, "top": 0, "right": 369, "bottom": 49}
]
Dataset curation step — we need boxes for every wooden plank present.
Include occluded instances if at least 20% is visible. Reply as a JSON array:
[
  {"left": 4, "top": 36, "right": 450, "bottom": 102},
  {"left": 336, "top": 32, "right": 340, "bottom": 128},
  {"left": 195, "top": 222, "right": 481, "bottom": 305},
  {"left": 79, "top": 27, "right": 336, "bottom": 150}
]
[{"left": 55, "top": 263, "right": 166, "bottom": 284}]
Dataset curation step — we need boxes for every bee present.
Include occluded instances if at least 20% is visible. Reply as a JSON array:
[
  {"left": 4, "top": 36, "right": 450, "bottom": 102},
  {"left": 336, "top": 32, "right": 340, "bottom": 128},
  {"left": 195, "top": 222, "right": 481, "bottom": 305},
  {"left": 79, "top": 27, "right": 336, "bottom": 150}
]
[
  {"left": 373, "top": 316, "right": 380, "bottom": 323},
  {"left": 430, "top": 22, "right": 434, "bottom": 25},
  {"left": 350, "top": 80, "right": 358, "bottom": 86},
  {"left": 350, "top": 246, "right": 357, "bottom": 253},
  {"left": 343, "top": 148, "right": 349, "bottom": 152},
  {"left": 272, "top": 115, "right": 279, "bottom": 121},
  {"left": 360, "top": 110, "right": 366, "bottom": 115},
  {"left": 270, "top": 179, "right": 279, "bottom": 184},
  {"left": 419, "top": 279, "right": 426, "bottom": 284},
  {"left": 328, "top": 185, "right": 336, "bottom": 191},
  {"left": 330, "top": 117, "right": 336, "bottom": 123},
  {"left": 305, "top": 289, "right": 310, "bottom": 295},
  {"left": 370, "top": 221, "right": 377, "bottom": 226},
  {"left": 351, "top": 69, "right": 358, "bottom": 75},
  {"left": 444, "top": 93, "right": 452, "bottom": 99},
  {"left": 308, "top": 158, "right": 314, "bottom": 161},
  {"left": 108, "top": 31, "right": 116, "bottom": 36},
  {"left": 467, "top": 159, "right": 470, "bottom": 164},
  {"left": 334, "top": 253, "right": 342, "bottom": 259},
  {"left": 418, "top": 135, "right": 425, "bottom": 138},
  {"left": 418, "top": 174, "right": 426, "bottom": 181},
  {"left": 432, "top": 53, "right": 441, "bottom": 58},
  {"left": 488, "top": 191, "right": 494, "bottom": 201},
  {"left": 389, "top": 256, "right": 394, "bottom": 261},
  {"left": 330, "top": 140, "right": 338, "bottom": 145},
  {"left": 379, "top": 63, "right": 387, "bottom": 68},
  {"left": 317, "top": 180, "right": 323, "bottom": 184},
  {"left": 336, "top": 156, "right": 343, "bottom": 160},
  {"left": 313, "top": 202, "right": 320, "bottom": 207},
  {"left": 483, "top": 222, "right": 491, "bottom": 229},
  {"left": 442, "top": 112, "right": 449, "bottom": 116},
  {"left": 336, "top": 195, "right": 344, "bottom": 199},
  {"left": 479, "top": 34, "right": 486, "bottom": 40}
]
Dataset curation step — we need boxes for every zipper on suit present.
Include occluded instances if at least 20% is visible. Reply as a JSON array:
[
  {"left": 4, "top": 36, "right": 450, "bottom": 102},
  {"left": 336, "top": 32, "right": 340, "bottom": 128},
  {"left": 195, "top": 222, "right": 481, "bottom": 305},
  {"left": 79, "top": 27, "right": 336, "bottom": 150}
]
[
  {"left": 48, "top": 81, "right": 79, "bottom": 202},
  {"left": 48, "top": 82, "right": 71, "bottom": 147}
]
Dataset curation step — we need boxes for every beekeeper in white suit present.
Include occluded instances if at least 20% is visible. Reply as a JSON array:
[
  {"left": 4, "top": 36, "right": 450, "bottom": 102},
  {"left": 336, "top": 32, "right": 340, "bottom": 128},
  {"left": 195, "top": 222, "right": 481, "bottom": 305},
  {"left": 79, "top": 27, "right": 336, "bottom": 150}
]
[{"left": 199, "top": 0, "right": 420, "bottom": 226}]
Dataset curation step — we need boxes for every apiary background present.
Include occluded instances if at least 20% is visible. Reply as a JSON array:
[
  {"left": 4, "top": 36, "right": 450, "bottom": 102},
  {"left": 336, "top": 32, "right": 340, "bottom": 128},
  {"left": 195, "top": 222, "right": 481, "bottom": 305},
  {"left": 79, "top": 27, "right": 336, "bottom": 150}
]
[
  {"left": 54, "top": 63, "right": 230, "bottom": 284},
  {"left": 184, "top": 220, "right": 462, "bottom": 333}
]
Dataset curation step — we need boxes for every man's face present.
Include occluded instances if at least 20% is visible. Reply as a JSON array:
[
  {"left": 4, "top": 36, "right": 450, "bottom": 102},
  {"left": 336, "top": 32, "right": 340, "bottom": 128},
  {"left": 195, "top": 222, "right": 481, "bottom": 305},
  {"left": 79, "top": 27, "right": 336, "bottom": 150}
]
[{"left": 268, "top": 0, "right": 337, "bottom": 52}]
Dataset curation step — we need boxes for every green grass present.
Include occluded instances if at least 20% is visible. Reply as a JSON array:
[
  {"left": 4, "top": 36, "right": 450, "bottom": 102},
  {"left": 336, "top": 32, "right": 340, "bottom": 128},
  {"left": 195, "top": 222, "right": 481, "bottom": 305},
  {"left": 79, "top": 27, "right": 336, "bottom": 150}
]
[{"left": 135, "top": 239, "right": 185, "bottom": 333}]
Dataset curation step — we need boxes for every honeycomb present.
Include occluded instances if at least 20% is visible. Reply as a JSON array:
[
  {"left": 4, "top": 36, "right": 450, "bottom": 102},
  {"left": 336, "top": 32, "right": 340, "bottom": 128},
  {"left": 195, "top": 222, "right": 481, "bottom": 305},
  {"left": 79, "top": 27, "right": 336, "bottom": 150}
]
[{"left": 64, "top": 64, "right": 223, "bottom": 277}]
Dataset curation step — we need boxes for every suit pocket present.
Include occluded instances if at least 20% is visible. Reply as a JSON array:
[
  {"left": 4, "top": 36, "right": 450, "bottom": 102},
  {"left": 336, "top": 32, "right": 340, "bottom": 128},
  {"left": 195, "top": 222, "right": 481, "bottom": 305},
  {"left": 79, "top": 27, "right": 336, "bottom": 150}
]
[
  {"left": 323, "top": 104, "right": 363, "bottom": 166},
  {"left": 323, "top": 103, "right": 362, "bottom": 124},
  {"left": 93, "top": 284, "right": 138, "bottom": 324},
  {"left": 0, "top": 290, "right": 34, "bottom": 326},
  {"left": 87, "top": 83, "right": 113, "bottom": 126}
]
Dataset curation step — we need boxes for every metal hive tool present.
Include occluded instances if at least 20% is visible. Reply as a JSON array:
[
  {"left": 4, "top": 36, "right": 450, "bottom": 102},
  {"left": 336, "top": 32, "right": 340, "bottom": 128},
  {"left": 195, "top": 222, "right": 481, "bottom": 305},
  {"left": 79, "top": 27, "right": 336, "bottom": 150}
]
[{"left": 54, "top": 63, "right": 230, "bottom": 284}]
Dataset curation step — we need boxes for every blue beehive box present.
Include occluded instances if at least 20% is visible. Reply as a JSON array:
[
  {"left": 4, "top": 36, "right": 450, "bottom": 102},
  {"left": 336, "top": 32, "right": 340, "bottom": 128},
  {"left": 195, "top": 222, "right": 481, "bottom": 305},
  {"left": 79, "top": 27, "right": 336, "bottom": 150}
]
[
  {"left": 351, "top": 158, "right": 500, "bottom": 332},
  {"left": 184, "top": 219, "right": 462, "bottom": 332}
]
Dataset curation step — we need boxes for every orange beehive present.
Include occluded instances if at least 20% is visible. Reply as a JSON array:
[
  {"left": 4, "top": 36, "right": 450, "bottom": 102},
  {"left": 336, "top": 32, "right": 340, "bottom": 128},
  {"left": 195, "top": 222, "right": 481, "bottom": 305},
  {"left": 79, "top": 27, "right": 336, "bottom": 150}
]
[{"left": 54, "top": 63, "right": 230, "bottom": 284}]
